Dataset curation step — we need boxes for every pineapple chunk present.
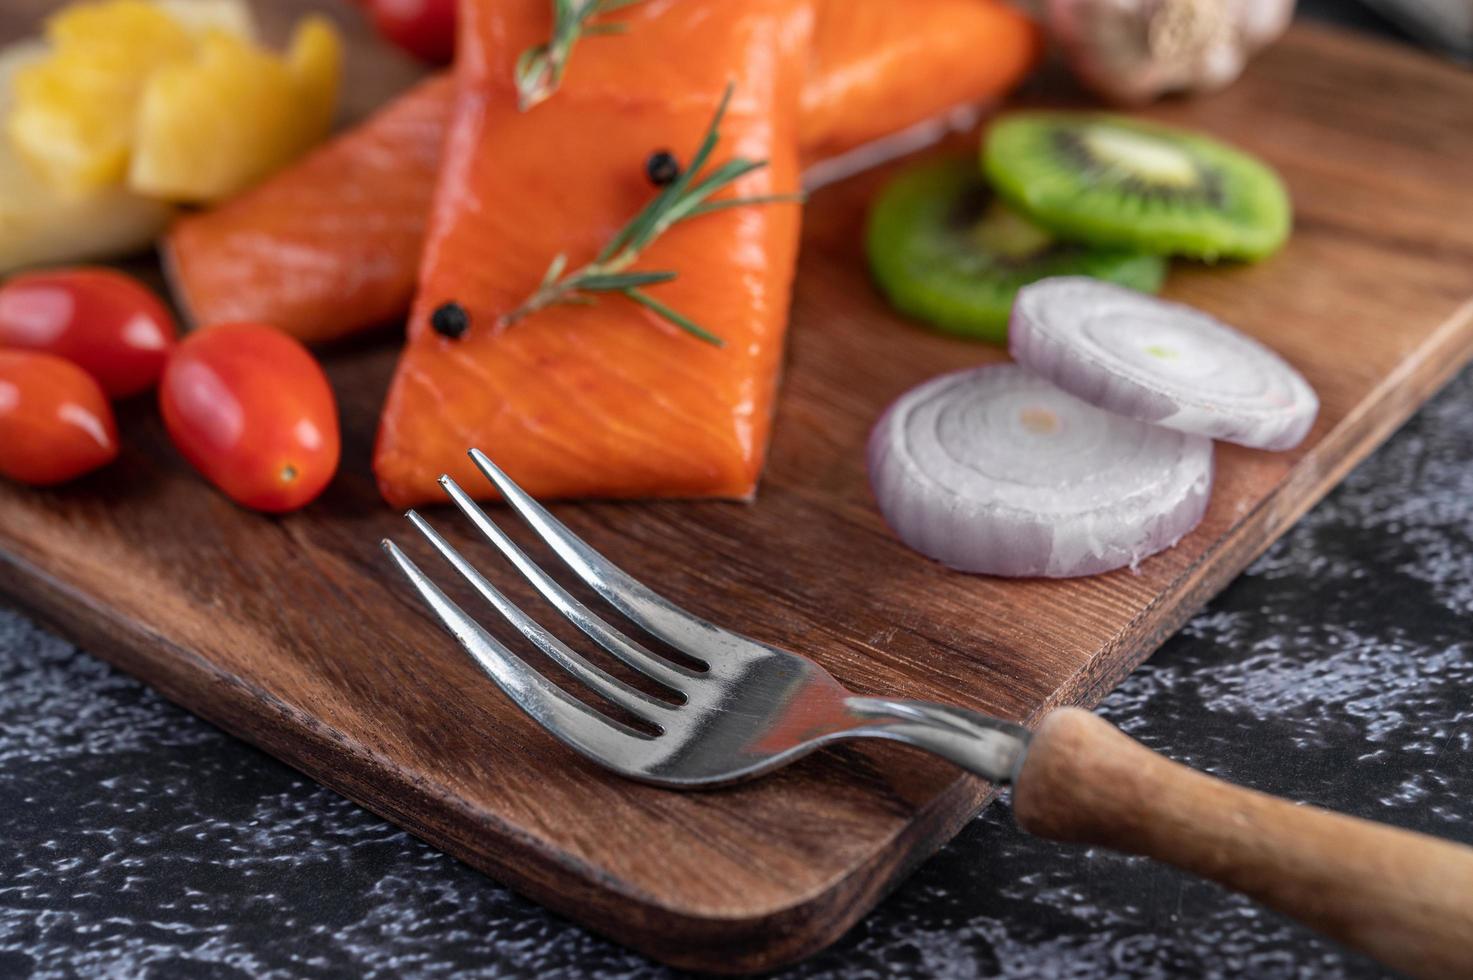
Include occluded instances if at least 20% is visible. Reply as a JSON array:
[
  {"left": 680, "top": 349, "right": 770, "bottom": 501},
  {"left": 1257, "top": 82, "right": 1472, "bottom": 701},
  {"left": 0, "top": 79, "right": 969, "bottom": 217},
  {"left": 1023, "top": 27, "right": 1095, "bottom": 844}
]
[
  {"left": 152, "top": 0, "right": 258, "bottom": 41},
  {"left": 128, "top": 17, "right": 342, "bottom": 203},
  {"left": 128, "top": 33, "right": 294, "bottom": 203},
  {"left": 0, "top": 41, "right": 173, "bottom": 274},
  {"left": 7, "top": 1, "right": 196, "bottom": 192},
  {"left": 288, "top": 17, "right": 344, "bottom": 144},
  {"left": 1, "top": 0, "right": 335, "bottom": 204}
]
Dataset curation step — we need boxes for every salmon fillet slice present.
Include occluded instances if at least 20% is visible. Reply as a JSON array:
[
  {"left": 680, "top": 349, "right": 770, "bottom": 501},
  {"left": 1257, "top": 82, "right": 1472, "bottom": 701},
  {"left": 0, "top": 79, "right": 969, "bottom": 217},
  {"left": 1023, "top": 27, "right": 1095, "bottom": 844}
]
[
  {"left": 804, "top": 0, "right": 1043, "bottom": 160},
  {"left": 373, "top": 0, "right": 814, "bottom": 506},
  {"left": 164, "top": 0, "right": 1039, "bottom": 344},
  {"left": 165, "top": 73, "right": 455, "bottom": 344}
]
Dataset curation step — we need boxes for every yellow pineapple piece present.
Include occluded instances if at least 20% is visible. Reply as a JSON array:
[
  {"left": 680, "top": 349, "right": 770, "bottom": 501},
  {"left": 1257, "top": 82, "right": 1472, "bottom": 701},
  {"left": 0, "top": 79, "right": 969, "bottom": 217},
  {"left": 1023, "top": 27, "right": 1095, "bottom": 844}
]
[
  {"left": 128, "top": 15, "right": 343, "bottom": 203},
  {"left": 1, "top": 0, "right": 326, "bottom": 204},
  {"left": 7, "top": 0, "right": 196, "bottom": 191},
  {"left": 128, "top": 33, "right": 291, "bottom": 203},
  {"left": 0, "top": 41, "right": 174, "bottom": 274},
  {"left": 287, "top": 16, "right": 344, "bottom": 146},
  {"left": 43, "top": 0, "right": 195, "bottom": 51},
  {"left": 152, "top": 0, "right": 258, "bottom": 41}
]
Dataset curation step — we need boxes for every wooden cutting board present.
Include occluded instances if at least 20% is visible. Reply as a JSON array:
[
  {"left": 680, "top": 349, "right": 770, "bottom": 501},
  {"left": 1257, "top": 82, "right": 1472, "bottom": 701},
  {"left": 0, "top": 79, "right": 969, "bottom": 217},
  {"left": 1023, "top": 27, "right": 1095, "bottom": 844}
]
[{"left": 3, "top": 1, "right": 1472, "bottom": 970}]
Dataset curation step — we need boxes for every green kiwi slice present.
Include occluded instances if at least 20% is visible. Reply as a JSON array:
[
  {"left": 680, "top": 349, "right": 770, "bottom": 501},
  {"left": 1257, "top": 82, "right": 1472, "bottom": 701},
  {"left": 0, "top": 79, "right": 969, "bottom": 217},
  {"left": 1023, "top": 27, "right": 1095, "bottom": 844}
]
[
  {"left": 983, "top": 112, "right": 1291, "bottom": 262},
  {"left": 865, "top": 156, "right": 1167, "bottom": 344}
]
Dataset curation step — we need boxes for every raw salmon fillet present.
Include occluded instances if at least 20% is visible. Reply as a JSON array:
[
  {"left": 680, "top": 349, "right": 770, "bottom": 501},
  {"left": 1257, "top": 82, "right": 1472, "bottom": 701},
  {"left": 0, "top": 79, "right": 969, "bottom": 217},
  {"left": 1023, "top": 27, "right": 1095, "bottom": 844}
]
[
  {"left": 373, "top": 0, "right": 814, "bottom": 505},
  {"left": 165, "top": 73, "right": 454, "bottom": 344},
  {"left": 803, "top": 0, "right": 1041, "bottom": 160},
  {"left": 165, "top": 0, "right": 1039, "bottom": 343}
]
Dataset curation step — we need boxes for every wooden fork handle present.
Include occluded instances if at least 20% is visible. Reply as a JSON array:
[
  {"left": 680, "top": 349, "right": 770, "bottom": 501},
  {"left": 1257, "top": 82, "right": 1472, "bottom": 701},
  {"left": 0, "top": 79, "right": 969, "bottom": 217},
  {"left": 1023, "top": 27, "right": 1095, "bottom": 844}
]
[{"left": 1011, "top": 708, "right": 1473, "bottom": 980}]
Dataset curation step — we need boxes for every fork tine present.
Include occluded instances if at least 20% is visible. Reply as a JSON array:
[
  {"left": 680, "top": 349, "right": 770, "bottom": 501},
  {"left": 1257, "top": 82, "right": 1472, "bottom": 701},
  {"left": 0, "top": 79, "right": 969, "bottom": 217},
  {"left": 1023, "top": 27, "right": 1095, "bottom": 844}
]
[
  {"left": 469, "top": 449, "right": 742, "bottom": 660},
  {"left": 381, "top": 539, "right": 654, "bottom": 764},
  {"left": 439, "top": 475, "right": 700, "bottom": 690},
  {"left": 405, "top": 510, "right": 672, "bottom": 724}
]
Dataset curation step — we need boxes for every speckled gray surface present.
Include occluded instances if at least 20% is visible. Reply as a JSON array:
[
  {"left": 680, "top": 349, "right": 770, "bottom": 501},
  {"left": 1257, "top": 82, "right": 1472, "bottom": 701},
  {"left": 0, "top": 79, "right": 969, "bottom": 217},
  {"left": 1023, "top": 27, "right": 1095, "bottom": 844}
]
[
  {"left": 4, "top": 357, "right": 1468, "bottom": 978},
  {"left": 3, "top": 7, "right": 1468, "bottom": 977}
]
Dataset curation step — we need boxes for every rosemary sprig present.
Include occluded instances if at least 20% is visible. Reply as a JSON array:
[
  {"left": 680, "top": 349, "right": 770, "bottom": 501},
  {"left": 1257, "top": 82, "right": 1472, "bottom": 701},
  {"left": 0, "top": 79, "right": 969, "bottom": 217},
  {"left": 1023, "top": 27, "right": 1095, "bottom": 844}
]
[
  {"left": 514, "top": 0, "right": 646, "bottom": 112},
  {"left": 503, "top": 85, "right": 804, "bottom": 347}
]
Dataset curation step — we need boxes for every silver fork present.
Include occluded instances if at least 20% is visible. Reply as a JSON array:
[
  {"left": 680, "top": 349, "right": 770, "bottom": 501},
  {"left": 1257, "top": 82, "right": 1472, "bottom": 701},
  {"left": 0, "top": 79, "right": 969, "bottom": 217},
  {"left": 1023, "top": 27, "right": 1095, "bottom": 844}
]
[{"left": 383, "top": 449, "right": 1473, "bottom": 980}]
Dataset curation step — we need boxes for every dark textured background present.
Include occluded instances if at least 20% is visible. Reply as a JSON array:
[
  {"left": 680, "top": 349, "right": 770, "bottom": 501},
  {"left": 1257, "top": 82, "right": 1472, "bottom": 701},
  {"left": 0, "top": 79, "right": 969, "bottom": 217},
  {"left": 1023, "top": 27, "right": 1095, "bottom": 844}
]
[{"left": 2, "top": 3, "right": 1468, "bottom": 978}]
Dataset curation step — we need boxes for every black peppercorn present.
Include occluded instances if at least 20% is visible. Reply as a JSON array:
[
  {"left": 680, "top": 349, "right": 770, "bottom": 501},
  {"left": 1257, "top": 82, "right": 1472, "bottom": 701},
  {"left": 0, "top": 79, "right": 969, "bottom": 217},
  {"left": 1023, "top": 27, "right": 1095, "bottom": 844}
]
[
  {"left": 645, "top": 150, "right": 680, "bottom": 187},
  {"left": 430, "top": 301, "right": 470, "bottom": 339}
]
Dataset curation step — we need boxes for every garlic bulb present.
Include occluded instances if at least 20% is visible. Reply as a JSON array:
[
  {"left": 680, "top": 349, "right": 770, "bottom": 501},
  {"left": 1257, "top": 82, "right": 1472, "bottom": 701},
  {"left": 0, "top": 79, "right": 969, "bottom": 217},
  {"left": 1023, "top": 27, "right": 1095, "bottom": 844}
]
[{"left": 1047, "top": 0, "right": 1295, "bottom": 105}]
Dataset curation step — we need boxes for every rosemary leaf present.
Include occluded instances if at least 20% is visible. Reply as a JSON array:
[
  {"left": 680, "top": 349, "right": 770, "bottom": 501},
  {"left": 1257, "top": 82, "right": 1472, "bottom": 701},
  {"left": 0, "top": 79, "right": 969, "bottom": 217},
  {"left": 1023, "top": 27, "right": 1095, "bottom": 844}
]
[
  {"left": 575, "top": 270, "right": 678, "bottom": 291},
  {"left": 516, "top": 0, "right": 648, "bottom": 111},
  {"left": 660, "top": 159, "right": 767, "bottom": 227},
  {"left": 539, "top": 252, "right": 569, "bottom": 288},
  {"left": 686, "top": 193, "right": 806, "bottom": 218},
  {"left": 502, "top": 83, "right": 797, "bottom": 347},
  {"left": 623, "top": 289, "right": 725, "bottom": 347}
]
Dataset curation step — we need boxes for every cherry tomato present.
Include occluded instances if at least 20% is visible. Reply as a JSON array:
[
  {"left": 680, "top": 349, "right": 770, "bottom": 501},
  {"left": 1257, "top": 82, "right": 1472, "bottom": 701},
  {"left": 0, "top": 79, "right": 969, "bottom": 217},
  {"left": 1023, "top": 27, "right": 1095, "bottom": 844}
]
[
  {"left": 160, "top": 324, "right": 340, "bottom": 513},
  {"left": 369, "top": 0, "right": 456, "bottom": 64},
  {"left": 0, "top": 349, "right": 119, "bottom": 486},
  {"left": 0, "top": 267, "right": 177, "bottom": 398}
]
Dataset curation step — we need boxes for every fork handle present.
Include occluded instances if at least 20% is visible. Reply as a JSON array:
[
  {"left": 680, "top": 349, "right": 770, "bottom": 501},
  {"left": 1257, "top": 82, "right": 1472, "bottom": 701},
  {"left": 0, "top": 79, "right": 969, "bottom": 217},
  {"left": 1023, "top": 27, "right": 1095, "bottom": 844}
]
[{"left": 1011, "top": 708, "right": 1473, "bottom": 980}]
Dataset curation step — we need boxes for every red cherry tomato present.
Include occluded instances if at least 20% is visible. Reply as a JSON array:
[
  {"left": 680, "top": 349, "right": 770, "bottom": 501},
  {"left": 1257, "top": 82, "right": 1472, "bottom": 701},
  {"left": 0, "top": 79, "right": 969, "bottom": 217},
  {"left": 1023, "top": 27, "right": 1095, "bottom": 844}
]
[
  {"left": 0, "top": 267, "right": 177, "bottom": 398},
  {"left": 369, "top": 0, "right": 456, "bottom": 64},
  {"left": 160, "top": 324, "right": 340, "bottom": 513},
  {"left": 0, "top": 349, "right": 119, "bottom": 486}
]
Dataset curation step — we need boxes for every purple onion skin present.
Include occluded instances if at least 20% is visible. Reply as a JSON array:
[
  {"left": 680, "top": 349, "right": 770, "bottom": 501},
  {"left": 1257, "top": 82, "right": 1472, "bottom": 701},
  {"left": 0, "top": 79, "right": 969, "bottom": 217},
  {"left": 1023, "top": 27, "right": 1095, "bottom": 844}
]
[
  {"left": 867, "top": 365, "right": 1215, "bottom": 579},
  {"left": 1010, "top": 278, "right": 1319, "bottom": 452}
]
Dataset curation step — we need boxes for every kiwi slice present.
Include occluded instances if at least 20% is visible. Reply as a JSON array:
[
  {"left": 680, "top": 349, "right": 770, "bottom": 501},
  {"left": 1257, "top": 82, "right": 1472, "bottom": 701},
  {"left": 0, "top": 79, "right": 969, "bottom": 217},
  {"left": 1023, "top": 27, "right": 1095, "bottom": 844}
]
[
  {"left": 865, "top": 156, "right": 1167, "bottom": 344},
  {"left": 983, "top": 112, "right": 1291, "bottom": 262}
]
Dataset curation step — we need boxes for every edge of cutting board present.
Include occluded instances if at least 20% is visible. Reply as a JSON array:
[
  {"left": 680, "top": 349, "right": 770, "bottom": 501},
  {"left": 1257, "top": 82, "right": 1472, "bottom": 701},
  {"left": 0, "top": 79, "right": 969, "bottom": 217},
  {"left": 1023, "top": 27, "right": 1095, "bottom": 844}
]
[{"left": 6, "top": 292, "right": 1470, "bottom": 971}]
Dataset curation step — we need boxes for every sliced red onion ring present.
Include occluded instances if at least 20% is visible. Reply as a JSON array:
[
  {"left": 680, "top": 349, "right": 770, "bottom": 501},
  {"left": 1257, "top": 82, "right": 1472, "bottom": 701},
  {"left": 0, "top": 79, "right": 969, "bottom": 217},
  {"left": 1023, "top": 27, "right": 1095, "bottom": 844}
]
[
  {"left": 1010, "top": 277, "right": 1318, "bottom": 451},
  {"left": 868, "top": 364, "right": 1213, "bottom": 577}
]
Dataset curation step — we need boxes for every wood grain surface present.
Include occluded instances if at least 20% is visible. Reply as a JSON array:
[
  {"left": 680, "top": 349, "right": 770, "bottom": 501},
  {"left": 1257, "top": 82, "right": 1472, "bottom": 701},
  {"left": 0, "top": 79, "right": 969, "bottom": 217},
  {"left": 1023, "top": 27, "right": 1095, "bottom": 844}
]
[{"left": 2, "top": 2, "right": 1473, "bottom": 971}]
